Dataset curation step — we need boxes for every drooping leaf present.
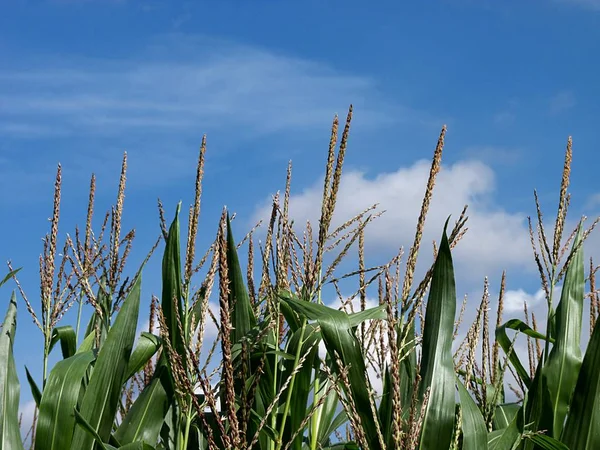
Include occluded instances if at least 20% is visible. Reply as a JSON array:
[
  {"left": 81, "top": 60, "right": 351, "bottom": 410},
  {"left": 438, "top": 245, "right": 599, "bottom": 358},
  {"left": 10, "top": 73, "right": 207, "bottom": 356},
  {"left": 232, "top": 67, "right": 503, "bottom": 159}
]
[
  {"left": 524, "top": 434, "right": 569, "bottom": 450},
  {"left": 123, "top": 332, "right": 161, "bottom": 383},
  {"left": 496, "top": 319, "right": 551, "bottom": 389},
  {"left": 49, "top": 325, "right": 77, "bottom": 360},
  {"left": 280, "top": 296, "right": 384, "bottom": 450},
  {"left": 0, "top": 293, "right": 25, "bottom": 450},
  {"left": 417, "top": 219, "right": 456, "bottom": 450}
]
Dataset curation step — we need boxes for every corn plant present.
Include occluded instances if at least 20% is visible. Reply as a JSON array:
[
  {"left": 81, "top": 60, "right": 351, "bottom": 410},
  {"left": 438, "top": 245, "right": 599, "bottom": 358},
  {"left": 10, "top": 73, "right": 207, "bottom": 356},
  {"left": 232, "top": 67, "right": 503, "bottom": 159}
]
[{"left": 2, "top": 108, "right": 600, "bottom": 449}]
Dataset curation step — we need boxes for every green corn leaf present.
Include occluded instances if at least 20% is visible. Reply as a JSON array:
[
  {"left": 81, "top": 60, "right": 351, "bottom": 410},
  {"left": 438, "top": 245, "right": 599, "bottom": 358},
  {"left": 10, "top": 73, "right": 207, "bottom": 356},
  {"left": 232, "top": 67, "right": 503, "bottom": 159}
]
[
  {"left": 114, "top": 365, "right": 169, "bottom": 446},
  {"left": 0, "top": 269, "right": 20, "bottom": 289},
  {"left": 83, "top": 276, "right": 110, "bottom": 348},
  {"left": 346, "top": 305, "right": 387, "bottom": 326},
  {"left": 316, "top": 387, "right": 347, "bottom": 447},
  {"left": 76, "top": 331, "right": 96, "bottom": 354},
  {"left": 123, "top": 332, "right": 161, "bottom": 383},
  {"left": 113, "top": 443, "right": 156, "bottom": 450},
  {"left": 159, "top": 402, "right": 177, "bottom": 450},
  {"left": 188, "top": 285, "right": 207, "bottom": 335},
  {"left": 399, "top": 317, "right": 417, "bottom": 408},
  {"left": 540, "top": 225, "right": 584, "bottom": 438},
  {"left": 561, "top": 274, "right": 600, "bottom": 449},
  {"left": 280, "top": 299, "right": 302, "bottom": 333},
  {"left": 278, "top": 291, "right": 386, "bottom": 331},
  {"left": 24, "top": 366, "right": 42, "bottom": 407},
  {"left": 282, "top": 324, "right": 320, "bottom": 450},
  {"left": 49, "top": 325, "right": 77, "bottom": 359},
  {"left": 523, "top": 360, "right": 545, "bottom": 450},
  {"left": 0, "top": 293, "right": 25, "bottom": 450},
  {"left": 34, "top": 351, "right": 96, "bottom": 450},
  {"left": 457, "top": 376, "right": 488, "bottom": 450},
  {"left": 71, "top": 273, "right": 143, "bottom": 450},
  {"left": 320, "top": 445, "right": 360, "bottom": 450},
  {"left": 417, "top": 219, "right": 456, "bottom": 450},
  {"left": 74, "top": 408, "right": 110, "bottom": 449},
  {"left": 378, "top": 317, "right": 418, "bottom": 447},
  {"left": 487, "top": 405, "right": 523, "bottom": 450},
  {"left": 493, "top": 403, "right": 521, "bottom": 430},
  {"left": 161, "top": 204, "right": 185, "bottom": 363},
  {"left": 378, "top": 366, "right": 394, "bottom": 447},
  {"left": 495, "top": 319, "right": 551, "bottom": 389},
  {"left": 226, "top": 214, "right": 256, "bottom": 343},
  {"left": 280, "top": 296, "right": 385, "bottom": 450}
]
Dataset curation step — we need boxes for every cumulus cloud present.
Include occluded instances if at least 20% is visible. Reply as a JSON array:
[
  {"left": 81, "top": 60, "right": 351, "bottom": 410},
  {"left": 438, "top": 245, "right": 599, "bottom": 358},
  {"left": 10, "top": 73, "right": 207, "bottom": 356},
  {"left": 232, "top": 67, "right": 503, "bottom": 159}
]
[
  {"left": 252, "top": 158, "right": 532, "bottom": 279},
  {"left": 503, "top": 288, "right": 547, "bottom": 314}
]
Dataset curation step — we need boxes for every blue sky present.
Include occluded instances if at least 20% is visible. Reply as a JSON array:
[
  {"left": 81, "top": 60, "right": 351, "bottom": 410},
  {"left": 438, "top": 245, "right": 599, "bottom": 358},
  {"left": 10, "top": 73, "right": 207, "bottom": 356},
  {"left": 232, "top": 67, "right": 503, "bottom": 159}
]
[{"left": 2, "top": 0, "right": 600, "bottom": 431}]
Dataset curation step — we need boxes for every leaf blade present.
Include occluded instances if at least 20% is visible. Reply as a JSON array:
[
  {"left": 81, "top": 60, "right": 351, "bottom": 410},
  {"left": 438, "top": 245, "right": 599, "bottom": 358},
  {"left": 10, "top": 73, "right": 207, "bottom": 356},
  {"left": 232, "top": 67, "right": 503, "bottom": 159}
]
[
  {"left": 71, "top": 274, "right": 143, "bottom": 450},
  {"left": 417, "top": 220, "right": 456, "bottom": 450},
  {"left": 0, "top": 293, "right": 25, "bottom": 450}
]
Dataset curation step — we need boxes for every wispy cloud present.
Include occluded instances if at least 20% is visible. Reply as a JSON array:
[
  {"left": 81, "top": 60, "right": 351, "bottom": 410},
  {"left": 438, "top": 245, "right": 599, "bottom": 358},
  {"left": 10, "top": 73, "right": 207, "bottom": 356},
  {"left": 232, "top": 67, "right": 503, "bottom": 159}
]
[
  {"left": 492, "top": 98, "right": 520, "bottom": 126},
  {"left": 493, "top": 111, "right": 516, "bottom": 126},
  {"left": 0, "top": 34, "right": 428, "bottom": 203},
  {"left": 0, "top": 34, "right": 404, "bottom": 140},
  {"left": 460, "top": 145, "right": 523, "bottom": 166},
  {"left": 558, "top": 0, "right": 600, "bottom": 10},
  {"left": 548, "top": 90, "right": 576, "bottom": 115},
  {"left": 50, "top": 0, "right": 128, "bottom": 4}
]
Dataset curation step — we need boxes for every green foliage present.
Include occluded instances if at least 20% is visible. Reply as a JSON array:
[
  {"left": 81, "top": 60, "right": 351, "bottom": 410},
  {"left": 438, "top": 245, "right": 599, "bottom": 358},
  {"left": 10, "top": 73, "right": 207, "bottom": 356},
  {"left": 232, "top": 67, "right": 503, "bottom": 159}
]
[{"left": 2, "top": 125, "right": 600, "bottom": 450}]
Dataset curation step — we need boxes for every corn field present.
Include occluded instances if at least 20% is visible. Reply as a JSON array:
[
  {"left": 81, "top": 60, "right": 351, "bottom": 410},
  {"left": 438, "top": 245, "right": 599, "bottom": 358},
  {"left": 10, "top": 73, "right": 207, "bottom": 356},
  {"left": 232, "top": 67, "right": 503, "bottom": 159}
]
[{"left": 1, "top": 107, "right": 599, "bottom": 449}]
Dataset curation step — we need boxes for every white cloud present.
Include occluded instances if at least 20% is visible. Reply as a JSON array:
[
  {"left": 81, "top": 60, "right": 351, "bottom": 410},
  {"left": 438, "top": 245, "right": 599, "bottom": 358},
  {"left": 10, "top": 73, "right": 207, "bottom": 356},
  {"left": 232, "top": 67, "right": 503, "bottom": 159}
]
[
  {"left": 503, "top": 288, "right": 547, "bottom": 314},
  {"left": 252, "top": 158, "right": 532, "bottom": 279}
]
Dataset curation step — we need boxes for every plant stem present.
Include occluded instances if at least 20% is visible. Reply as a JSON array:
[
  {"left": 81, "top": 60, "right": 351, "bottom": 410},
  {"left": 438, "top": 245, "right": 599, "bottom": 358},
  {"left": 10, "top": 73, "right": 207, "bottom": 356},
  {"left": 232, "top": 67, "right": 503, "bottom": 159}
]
[
  {"left": 270, "top": 299, "right": 280, "bottom": 450},
  {"left": 310, "top": 271, "right": 324, "bottom": 450}
]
